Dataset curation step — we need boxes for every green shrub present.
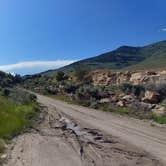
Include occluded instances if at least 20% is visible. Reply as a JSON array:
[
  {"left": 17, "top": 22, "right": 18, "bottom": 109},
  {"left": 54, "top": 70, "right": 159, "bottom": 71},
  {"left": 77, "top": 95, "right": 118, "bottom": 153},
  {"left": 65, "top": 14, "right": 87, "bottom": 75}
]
[
  {"left": 74, "top": 68, "right": 87, "bottom": 81},
  {"left": 150, "top": 114, "right": 166, "bottom": 124},
  {"left": 120, "top": 83, "right": 133, "bottom": 94},
  {"left": 132, "top": 85, "right": 145, "bottom": 97},
  {"left": 161, "top": 98, "right": 166, "bottom": 106},
  {"left": 0, "top": 71, "right": 22, "bottom": 88},
  {"left": 104, "top": 85, "right": 121, "bottom": 93},
  {"left": 120, "top": 83, "right": 145, "bottom": 98},
  {"left": 2, "top": 89, "right": 10, "bottom": 97},
  {"left": 89, "top": 97, "right": 99, "bottom": 108},
  {"left": 63, "top": 82, "right": 78, "bottom": 94},
  {"left": 76, "top": 85, "right": 100, "bottom": 100},
  {"left": 0, "top": 96, "right": 38, "bottom": 139},
  {"left": 156, "top": 84, "right": 166, "bottom": 100},
  {"left": 116, "top": 107, "right": 131, "bottom": 115},
  {"left": 56, "top": 71, "right": 68, "bottom": 82},
  {"left": 98, "top": 104, "right": 113, "bottom": 112},
  {"left": 0, "top": 139, "right": 5, "bottom": 155},
  {"left": 7, "top": 88, "right": 37, "bottom": 104}
]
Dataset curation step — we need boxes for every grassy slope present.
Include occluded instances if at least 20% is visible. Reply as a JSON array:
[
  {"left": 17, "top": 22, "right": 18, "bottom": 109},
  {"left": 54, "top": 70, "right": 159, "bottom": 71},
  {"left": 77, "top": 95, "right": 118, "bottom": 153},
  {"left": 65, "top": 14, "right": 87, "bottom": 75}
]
[
  {"left": 66, "top": 40, "right": 166, "bottom": 71},
  {"left": 125, "top": 51, "right": 166, "bottom": 70},
  {"left": 40, "top": 40, "right": 166, "bottom": 77},
  {"left": 0, "top": 95, "right": 38, "bottom": 157},
  {"left": 124, "top": 41, "right": 166, "bottom": 70},
  {"left": 0, "top": 96, "right": 38, "bottom": 139}
]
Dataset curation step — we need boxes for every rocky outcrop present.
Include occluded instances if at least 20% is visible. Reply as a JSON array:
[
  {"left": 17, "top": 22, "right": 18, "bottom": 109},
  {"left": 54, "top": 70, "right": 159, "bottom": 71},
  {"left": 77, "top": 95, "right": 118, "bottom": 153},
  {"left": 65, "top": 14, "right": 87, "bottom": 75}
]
[
  {"left": 130, "top": 71, "right": 166, "bottom": 85},
  {"left": 91, "top": 70, "right": 166, "bottom": 86},
  {"left": 142, "top": 91, "right": 161, "bottom": 104},
  {"left": 117, "top": 100, "right": 125, "bottom": 107},
  {"left": 91, "top": 70, "right": 131, "bottom": 86}
]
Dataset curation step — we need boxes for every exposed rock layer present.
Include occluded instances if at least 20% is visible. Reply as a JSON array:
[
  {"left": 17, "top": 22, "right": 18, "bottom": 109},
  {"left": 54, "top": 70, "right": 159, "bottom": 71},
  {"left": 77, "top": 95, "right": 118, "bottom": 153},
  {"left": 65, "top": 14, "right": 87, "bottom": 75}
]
[{"left": 91, "top": 70, "right": 166, "bottom": 86}]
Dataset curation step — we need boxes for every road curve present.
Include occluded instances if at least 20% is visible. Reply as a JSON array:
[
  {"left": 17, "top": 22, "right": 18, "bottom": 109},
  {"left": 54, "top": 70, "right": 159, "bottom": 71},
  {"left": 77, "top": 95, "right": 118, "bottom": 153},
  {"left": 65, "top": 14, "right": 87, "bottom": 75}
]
[{"left": 37, "top": 94, "right": 166, "bottom": 164}]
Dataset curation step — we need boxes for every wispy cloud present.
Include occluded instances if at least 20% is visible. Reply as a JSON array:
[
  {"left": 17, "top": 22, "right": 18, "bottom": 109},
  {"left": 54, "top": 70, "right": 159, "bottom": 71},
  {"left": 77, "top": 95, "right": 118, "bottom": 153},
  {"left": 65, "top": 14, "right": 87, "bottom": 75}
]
[
  {"left": 0, "top": 60, "right": 76, "bottom": 74},
  {"left": 161, "top": 27, "right": 166, "bottom": 32}
]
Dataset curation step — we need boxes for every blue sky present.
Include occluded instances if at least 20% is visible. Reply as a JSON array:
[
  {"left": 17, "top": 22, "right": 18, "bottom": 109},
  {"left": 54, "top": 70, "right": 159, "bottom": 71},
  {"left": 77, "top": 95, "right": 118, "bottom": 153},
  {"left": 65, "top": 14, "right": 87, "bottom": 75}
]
[{"left": 0, "top": 0, "right": 165, "bottom": 75}]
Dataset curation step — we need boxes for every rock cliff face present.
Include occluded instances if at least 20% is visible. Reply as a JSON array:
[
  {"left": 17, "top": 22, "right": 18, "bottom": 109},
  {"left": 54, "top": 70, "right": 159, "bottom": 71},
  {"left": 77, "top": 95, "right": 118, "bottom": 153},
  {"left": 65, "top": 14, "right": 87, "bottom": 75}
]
[{"left": 91, "top": 70, "right": 166, "bottom": 86}]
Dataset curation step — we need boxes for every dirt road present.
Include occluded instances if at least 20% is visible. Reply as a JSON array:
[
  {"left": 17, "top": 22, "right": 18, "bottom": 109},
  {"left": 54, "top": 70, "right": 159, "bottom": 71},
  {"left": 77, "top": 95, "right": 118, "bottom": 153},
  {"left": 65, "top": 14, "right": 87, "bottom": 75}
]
[{"left": 5, "top": 94, "right": 166, "bottom": 166}]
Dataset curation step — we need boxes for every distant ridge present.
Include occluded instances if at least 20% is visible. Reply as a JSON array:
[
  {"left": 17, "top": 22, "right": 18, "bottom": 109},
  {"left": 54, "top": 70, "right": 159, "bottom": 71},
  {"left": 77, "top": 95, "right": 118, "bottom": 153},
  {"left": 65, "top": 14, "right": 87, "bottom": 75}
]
[{"left": 40, "top": 40, "right": 166, "bottom": 76}]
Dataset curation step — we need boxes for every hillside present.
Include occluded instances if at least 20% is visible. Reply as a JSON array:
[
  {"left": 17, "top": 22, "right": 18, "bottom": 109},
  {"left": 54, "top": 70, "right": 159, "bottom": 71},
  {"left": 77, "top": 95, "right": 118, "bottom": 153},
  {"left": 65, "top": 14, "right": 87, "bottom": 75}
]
[
  {"left": 67, "top": 40, "right": 166, "bottom": 71},
  {"left": 42, "top": 40, "right": 166, "bottom": 76}
]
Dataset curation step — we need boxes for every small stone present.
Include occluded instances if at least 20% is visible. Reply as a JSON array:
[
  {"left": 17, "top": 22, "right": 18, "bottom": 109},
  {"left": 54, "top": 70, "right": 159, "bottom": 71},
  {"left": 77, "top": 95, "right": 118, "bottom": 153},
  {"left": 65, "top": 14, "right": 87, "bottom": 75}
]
[
  {"left": 1, "top": 154, "right": 7, "bottom": 159},
  {"left": 99, "top": 98, "right": 110, "bottom": 104},
  {"left": 117, "top": 101, "right": 124, "bottom": 107}
]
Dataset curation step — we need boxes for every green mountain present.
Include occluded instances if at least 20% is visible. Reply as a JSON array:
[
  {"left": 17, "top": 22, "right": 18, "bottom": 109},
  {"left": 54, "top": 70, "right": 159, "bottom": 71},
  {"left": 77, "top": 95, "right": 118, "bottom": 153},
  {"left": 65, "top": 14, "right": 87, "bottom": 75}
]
[{"left": 40, "top": 40, "right": 166, "bottom": 76}]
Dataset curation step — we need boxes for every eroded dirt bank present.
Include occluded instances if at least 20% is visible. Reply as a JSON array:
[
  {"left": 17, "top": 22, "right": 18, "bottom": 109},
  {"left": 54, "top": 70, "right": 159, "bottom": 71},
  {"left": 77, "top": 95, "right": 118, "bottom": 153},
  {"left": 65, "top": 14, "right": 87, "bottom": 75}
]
[{"left": 4, "top": 94, "right": 165, "bottom": 166}]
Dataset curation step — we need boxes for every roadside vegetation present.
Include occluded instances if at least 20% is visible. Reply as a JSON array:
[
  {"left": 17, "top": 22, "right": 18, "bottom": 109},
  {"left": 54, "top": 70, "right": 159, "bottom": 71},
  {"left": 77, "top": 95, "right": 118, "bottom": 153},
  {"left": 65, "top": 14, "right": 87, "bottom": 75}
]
[
  {"left": 22, "top": 68, "right": 166, "bottom": 124},
  {"left": 0, "top": 95, "right": 38, "bottom": 139},
  {"left": 0, "top": 72, "right": 39, "bottom": 163}
]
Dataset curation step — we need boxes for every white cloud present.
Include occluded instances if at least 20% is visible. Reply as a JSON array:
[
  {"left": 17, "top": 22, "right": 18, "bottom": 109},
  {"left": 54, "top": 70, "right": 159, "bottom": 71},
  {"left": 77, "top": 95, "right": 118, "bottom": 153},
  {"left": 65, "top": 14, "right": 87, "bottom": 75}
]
[
  {"left": 0, "top": 60, "right": 76, "bottom": 74},
  {"left": 161, "top": 28, "right": 166, "bottom": 32}
]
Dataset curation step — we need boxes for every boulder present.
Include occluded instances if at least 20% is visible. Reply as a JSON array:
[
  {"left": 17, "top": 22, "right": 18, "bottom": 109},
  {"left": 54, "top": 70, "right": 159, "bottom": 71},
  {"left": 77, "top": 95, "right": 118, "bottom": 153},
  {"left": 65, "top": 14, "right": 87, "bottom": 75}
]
[
  {"left": 152, "top": 105, "right": 166, "bottom": 116},
  {"left": 99, "top": 98, "right": 110, "bottom": 104},
  {"left": 121, "top": 95, "right": 134, "bottom": 106},
  {"left": 130, "top": 72, "right": 147, "bottom": 85},
  {"left": 142, "top": 91, "right": 160, "bottom": 104},
  {"left": 117, "top": 100, "right": 124, "bottom": 107},
  {"left": 1, "top": 154, "right": 7, "bottom": 160},
  {"left": 122, "top": 95, "right": 133, "bottom": 101}
]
